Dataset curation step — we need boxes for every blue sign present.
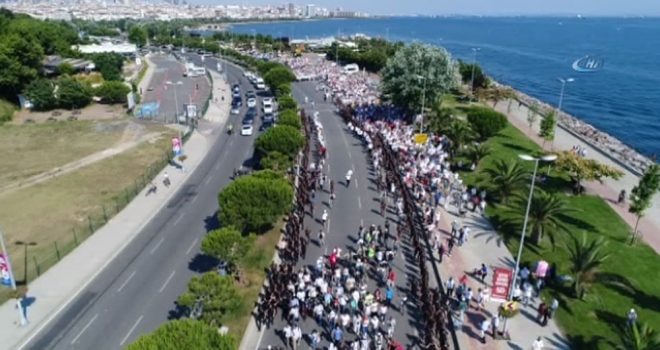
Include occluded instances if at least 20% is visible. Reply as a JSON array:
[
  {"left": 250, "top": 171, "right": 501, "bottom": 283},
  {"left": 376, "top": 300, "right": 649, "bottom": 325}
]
[{"left": 572, "top": 55, "right": 605, "bottom": 73}]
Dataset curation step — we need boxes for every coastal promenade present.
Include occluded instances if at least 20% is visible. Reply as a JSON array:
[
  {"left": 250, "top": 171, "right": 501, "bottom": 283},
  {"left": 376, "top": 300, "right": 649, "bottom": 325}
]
[{"left": 493, "top": 100, "right": 660, "bottom": 251}]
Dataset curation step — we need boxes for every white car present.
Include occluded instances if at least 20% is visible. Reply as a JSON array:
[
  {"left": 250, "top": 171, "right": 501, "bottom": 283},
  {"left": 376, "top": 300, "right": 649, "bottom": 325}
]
[
  {"left": 256, "top": 78, "right": 266, "bottom": 90},
  {"left": 247, "top": 98, "right": 257, "bottom": 108},
  {"left": 263, "top": 101, "right": 273, "bottom": 114},
  {"left": 262, "top": 97, "right": 273, "bottom": 105},
  {"left": 241, "top": 124, "right": 253, "bottom": 136}
]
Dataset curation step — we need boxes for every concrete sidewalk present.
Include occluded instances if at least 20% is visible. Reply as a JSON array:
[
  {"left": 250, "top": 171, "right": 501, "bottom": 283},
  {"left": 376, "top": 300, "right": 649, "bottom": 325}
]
[
  {"left": 494, "top": 101, "right": 660, "bottom": 252},
  {"left": 0, "top": 132, "right": 210, "bottom": 350},
  {"left": 205, "top": 70, "right": 232, "bottom": 124},
  {"left": 430, "top": 204, "right": 570, "bottom": 350}
]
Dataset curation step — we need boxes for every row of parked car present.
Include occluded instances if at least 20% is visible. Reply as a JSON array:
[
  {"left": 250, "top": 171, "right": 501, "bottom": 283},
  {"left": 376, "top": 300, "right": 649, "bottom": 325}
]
[{"left": 231, "top": 82, "right": 277, "bottom": 136}]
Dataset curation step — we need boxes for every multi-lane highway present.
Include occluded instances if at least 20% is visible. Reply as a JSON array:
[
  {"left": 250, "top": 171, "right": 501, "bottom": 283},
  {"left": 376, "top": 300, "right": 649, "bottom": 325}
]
[
  {"left": 23, "top": 58, "right": 263, "bottom": 350},
  {"left": 256, "top": 80, "right": 424, "bottom": 348}
]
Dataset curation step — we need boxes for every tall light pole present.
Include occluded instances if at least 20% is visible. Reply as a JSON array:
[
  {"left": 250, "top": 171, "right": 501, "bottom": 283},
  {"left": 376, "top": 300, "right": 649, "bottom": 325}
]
[
  {"left": 166, "top": 81, "right": 184, "bottom": 152},
  {"left": 470, "top": 47, "right": 481, "bottom": 94},
  {"left": 415, "top": 74, "right": 428, "bottom": 133},
  {"left": 501, "top": 154, "right": 557, "bottom": 333},
  {"left": 553, "top": 77, "right": 574, "bottom": 149}
]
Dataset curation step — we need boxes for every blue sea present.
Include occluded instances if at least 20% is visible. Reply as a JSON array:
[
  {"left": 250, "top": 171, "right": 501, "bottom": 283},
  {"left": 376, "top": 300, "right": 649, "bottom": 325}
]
[{"left": 225, "top": 17, "right": 660, "bottom": 158}]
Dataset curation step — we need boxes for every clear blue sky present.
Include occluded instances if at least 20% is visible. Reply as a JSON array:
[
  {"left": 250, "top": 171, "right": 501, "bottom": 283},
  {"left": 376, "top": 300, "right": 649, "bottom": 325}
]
[{"left": 198, "top": 0, "right": 660, "bottom": 16}]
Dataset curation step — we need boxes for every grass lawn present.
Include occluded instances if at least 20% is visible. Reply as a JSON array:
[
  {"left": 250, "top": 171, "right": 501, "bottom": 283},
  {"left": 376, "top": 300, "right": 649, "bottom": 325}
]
[
  {"left": 221, "top": 219, "right": 283, "bottom": 342},
  {"left": 458, "top": 124, "right": 660, "bottom": 348},
  {"left": 0, "top": 121, "right": 128, "bottom": 189},
  {"left": 0, "top": 125, "right": 175, "bottom": 299}
]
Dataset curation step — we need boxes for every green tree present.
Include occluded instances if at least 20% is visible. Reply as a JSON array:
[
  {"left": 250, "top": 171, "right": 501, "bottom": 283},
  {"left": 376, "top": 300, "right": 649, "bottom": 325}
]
[
  {"left": 507, "top": 190, "right": 577, "bottom": 247},
  {"left": 88, "top": 52, "right": 125, "bottom": 81},
  {"left": 57, "top": 75, "right": 92, "bottom": 109},
  {"left": 127, "top": 319, "right": 236, "bottom": 350},
  {"left": 443, "top": 120, "right": 473, "bottom": 153},
  {"left": 23, "top": 78, "right": 57, "bottom": 111},
  {"left": 257, "top": 61, "right": 282, "bottom": 76},
  {"left": 218, "top": 172, "right": 293, "bottom": 233},
  {"left": 57, "top": 62, "right": 75, "bottom": 76},
  {"left": 278, "top": 95, "right": 297, "bottom": 111},
  {"left": 95, "top": 81, "right": 131, "bottom": 104},
  {"left": 457, "top": 59, "right": 487, "bottom": 90},
  {"left": 277, "top": 109, "right": 301, "bottom": 130},
  {"left": 466, "top": 107, "right": 508, "bottom": 141},
  {"left": 177, "top": 273, "right": 242, "bottom": 326},
  {"left": 564, "top": 232, "right": 626, "bottom": 300},
  {"left": 128, "top": 26, "right": 148, "bottom": 47},
  {"left": 464, "top": 143, "right": 491, "bottom": 167},
  {"left": 0, "top": 34, "right": 44, "bottom": 100},
  {"left": 260, "top": 150, "right": 293, "bottom": 171},
  {"left": 538, "top": 110, "right": 556, "bottom": 149},
  {"left": 606, "top": 322, "right": 660, "bottom": 350},
  {"left": 263, "top": 67, "right": 296, "bottom": 90},
  {"left": 255, "top": 125, "right": 305, "bottom": 158},
  {"left": 628, "top": 164, "right": 660, "bottom": 244},
  {"left": 483, "top": 160, "right": 528, "bottom": 204},
  {"left": 380, "top": 42, "right": 459, "bottom": 112},
  {"left": 201, "top": 227, "right": 254, "bottom": 283},
  {"left": 555, "top": 151, "right": 624, "bottom": 194},
  {"left": 276, "top": 83, "right": 291, "bottom": 98}
]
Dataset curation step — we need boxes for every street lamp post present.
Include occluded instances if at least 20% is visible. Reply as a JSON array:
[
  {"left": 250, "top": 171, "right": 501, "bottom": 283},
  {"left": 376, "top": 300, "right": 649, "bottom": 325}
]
[
  {"left": 501, "top": 154, "right": 557, "bottom": 334},
  {"left": 166, "top": 81, "right": 184, "bottom": 153},
  {"left": 553, "top": 77, "right": 575, "bottom": 149},
  {"left": 470, "top": 47, "right": 481, "bottom": 94},
  {"left": 415, "top": 74, "right": 428, "bottom": 133}
]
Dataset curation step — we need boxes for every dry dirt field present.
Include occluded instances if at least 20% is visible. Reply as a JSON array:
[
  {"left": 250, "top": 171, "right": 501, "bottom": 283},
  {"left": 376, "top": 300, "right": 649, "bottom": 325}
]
[{"left": 0, "top": 119, "right": 176, "bottom": 290}]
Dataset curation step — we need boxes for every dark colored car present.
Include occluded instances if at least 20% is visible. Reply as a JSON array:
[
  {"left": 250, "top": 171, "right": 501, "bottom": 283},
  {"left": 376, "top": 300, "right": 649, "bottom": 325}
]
[
  {"left": 232, "top": 84, "right": 240, "bottom": 93},
  {"left": 232, "top": 96, "right": 242, "bottom": 106}
]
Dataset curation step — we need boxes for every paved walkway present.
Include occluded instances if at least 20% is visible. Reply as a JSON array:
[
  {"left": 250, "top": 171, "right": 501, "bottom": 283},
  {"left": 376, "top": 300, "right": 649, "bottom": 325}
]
[
  {"left": 205, "top": 70, "right": 232, "bottom": 124},
  {"left": 493, "top": 100, "right": 660, "bottom": 251}
]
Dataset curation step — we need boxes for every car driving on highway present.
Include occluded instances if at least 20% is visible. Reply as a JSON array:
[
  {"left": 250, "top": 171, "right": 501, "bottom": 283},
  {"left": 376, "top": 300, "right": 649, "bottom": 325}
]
[{"left": 241, "top": 124, "right": 253, "bottom": 136}]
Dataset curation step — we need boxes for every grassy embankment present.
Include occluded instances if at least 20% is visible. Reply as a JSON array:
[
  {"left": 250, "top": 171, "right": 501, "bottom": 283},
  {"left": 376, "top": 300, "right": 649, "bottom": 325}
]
[
  {"left": 0, "top": 121, "right": 176, "bottom": 302},
  {"left": 443, "top": 93, "right": 660, "bottom": 349}
]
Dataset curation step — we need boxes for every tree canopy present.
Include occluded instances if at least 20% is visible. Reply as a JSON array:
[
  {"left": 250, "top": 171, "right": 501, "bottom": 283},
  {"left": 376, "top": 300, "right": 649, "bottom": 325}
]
[
  {"left": 466, "top": 107, "right": 508, "bottom": 141},
  {"left": 457, "top": 59, "right": 489, "bottom": 90},
  {"left": 277, "top": 109, "right": 302, "bottom": 130},
  {"left": 255, "top": 125, "right": 305, "bottom": 159},
  {"left": 95, "top": 81, "right": 131, "bottom": 104},
  {"left": 263, "top": 67, "right": 296, "bottom": 91},
  {"left": 128, "top": 26, "right": 148, "bottom": 47},
  {"left": 127, "top": 319, "right": 236, "bottom": 350},
  {"left": 324, "top": 38, "right": 403, "bottom": 72},
  {"left": 218, "top": 171, "right": 293, "bottom": 233},
  {"left": 379, "top": 42, "right": 459, "bottom": 112},
  {"left": 278, "top": 95, "right": 298, "bottom": 111},
  {"left": 201, "top": 226, "right": 254, "bottom": 268},
  {"left": 555, "top": 151, "right": 624, "bottom": 193},
  {"left": 177, "top": 272, "right": 242, "bottom": 326}
]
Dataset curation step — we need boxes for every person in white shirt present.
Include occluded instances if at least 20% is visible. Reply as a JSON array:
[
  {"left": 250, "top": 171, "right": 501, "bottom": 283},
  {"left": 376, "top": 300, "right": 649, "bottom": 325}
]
[
  {"left": 283, "top": 324, "right": 293, "bottom": 348},
  {"left": 345, "top": 169, "right": 353, "bottom": 187},
  {"left": 322, "top": 210, "right": 328, "bottom": 226},
  {"left": 292, "top": 325, "right": 302, "bottom": 347},
  {"left": 532, "top": 336, "right": 544, "bottom": 350}
]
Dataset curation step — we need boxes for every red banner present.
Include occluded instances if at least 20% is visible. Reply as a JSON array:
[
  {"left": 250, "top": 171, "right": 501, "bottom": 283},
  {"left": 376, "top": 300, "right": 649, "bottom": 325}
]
[{"left": 491, "top": 268, "right": 513, "bottom": 301}]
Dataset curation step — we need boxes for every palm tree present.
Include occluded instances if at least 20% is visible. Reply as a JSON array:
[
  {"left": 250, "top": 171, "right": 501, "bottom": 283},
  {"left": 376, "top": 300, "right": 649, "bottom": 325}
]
[
  {"left": 608, "top": 322, "right": 660, "bottom": 350},
  {"left": 483, "top": 160, "right": 528, "bottom": 204},
  {"left": 507, "top": 190, "right": 577, "bottom": 247},
  {"left": 564, "top": 232, "right": 612, "bottom": 299},
  {"left": 464, "top": 143, "right": 491, "bottom": 168},
  {"left": 444, "top": 120, "right": 473, "bottom": 153}
]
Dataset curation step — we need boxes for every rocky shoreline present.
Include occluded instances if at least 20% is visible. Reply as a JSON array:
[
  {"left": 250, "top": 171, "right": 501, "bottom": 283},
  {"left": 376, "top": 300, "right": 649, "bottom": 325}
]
[{"left": 494, "top": 81, "right": 653, "bottom": 176}]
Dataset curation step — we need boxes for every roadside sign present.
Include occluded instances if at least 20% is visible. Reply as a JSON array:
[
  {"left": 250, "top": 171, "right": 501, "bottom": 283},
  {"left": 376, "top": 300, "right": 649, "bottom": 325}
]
[{"left": 414, "top": 133, "right": 428, "bottom": 145}]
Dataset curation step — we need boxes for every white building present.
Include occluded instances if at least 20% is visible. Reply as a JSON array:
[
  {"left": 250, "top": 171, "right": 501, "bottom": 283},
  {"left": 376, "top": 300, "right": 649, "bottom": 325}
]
[
  {"left": 304, "top": 4, "right": 316, "bottom": 18},
  {"left": 73, "top": 43, "right": 137, "bottom": 55}
]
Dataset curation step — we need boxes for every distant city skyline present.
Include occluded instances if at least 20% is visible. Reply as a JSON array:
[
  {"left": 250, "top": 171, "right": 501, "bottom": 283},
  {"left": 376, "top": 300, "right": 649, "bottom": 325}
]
[{"left": 190, "top": 0, "right": 660, "bottom": 17}]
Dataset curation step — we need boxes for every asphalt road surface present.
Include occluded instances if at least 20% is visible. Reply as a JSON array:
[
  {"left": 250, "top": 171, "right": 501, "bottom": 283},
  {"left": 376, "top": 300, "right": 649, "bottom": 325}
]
[
  {"left": 256, "top": 80, "right": 425, "bottom": 349},
  {"left": 23, "top": 61, "right": 264, "bottom": 350},
  {"left": 141, "top": 55, "right": 211, "bottom": 121}
]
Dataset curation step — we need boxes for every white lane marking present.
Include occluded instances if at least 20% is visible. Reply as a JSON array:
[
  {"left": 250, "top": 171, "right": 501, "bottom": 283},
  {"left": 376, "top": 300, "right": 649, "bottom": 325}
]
[
  {"left": 120, "top": 315, "right": 144, "bottom": 346},
  {"left": 186, "top": 238, "right": 199, "bottom": 255},
  {"left": 361, "top": 219, "right": 364, "bottom": 226},
  {"left": 117, "top": 271, "right": 136, "bottom": 293},
  {"left": 150, "top": 237, "right": 164, "bottom": 255},
  {"left": 190, "top": 195, "right": 198, "bottom": 204},
  {"left": 355, "top": 179, "right": 359, "bottom": 189},
  {"left": 215, "top": 163, "right": 221, "bottom": 170},
  {"left": 70, "top": 313, "right": 99, "bottom": 344},
  {"left": 159, "top": 270, "right": 176, "bottom": 293},
  {"left": 205, "top": 175, "right": 213, "bottom": 185},
  {"left": 358, "top": 197, "right": 362, "bottom": 209},
  {"left": 327, "top": 219, "right": 331, "bottom": 234},
  {"left": 229, "top": 139, "right": 234, "bottom": 147},
  {"left": 173, "top": 213, "right": 185, "bottom": 226},
  {"left": 327, "top": 164, "right": 331, "bottom": 172}
]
